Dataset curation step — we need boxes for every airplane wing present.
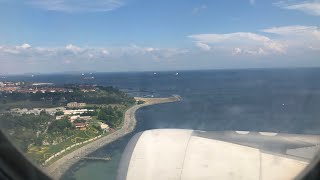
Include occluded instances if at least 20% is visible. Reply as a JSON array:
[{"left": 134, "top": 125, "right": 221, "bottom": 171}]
[{"left": 117, "top": 129, "right": 320, "bottom": 180}]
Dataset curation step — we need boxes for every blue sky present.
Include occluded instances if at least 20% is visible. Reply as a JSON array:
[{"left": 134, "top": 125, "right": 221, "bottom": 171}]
[{"left": 0, "top": 0, "right": 319, "bottom": 74}]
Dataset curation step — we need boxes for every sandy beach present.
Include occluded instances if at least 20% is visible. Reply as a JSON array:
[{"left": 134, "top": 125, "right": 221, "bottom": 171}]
[{"left": 45, "top": 96, "right": 181, "bottom": 179}]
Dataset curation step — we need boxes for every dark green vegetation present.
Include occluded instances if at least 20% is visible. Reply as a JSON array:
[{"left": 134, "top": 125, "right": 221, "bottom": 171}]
[
  {"left": 98, "top": 106, "right": 124, "bottom": 128},
  {"left": 48, "top": 119, "right": 74, "bottom": 133},
  {"left": 137, "top": 100, "right": 145, "bottom": 104},
  {"left": 55, "top": 111, "right": 64, "bottom": 116},
  {"left": 0, "top": 113, "right": 53, "bottom": 152},
  {"left": 0, "top": 85, "right": 135, "bottom": 164},
  {"left": 0, "top": 113, "right": 104, "bottom": 164},
  {"left": 0, "top": 86, "right": 135, "bottom": 111}
]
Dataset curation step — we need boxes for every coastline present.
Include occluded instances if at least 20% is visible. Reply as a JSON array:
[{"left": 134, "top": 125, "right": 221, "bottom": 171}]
[{"left": 45, "top": 96, "right": 181, "bottom": 179}]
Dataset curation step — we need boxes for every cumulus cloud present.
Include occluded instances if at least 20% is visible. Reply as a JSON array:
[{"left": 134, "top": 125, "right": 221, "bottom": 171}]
[
  {"left": 28, "top": 0, "right": 124, "bottom": 13},
  {"left": 274, "top": 1, "right": 320, "bottom": 16},
  {"left": 233, "top": 47, "right": 266, "bottom": 55},
  {"left": 117, "top": 44, "right": 189, "bottom": 60},
  {"left": 20, "top": 43, "right": 31, "bottom": 49},
  {"left": 0, "top": 43, "right": 33, "bottom": 55},
  {"left": 262, "top": 25, "right": 320, "bottom": 50},
  {"left": 152, "top": 48, "right": 189, "bottom": 59},
  {"left": 1, "top": 25, "right": 319, "bottom": 74},
  {"left": 196, "top": 42, "right": 211, "bottom": 51},
  {"left": 65, "top": 44, "right": 83, "bottom": 53},
  {"left": 0, "top": 43, "right": 193, "bottom": 73},
  {"left": 189, "top": 32, "right": 286, "bottom": 55},
  {"left": 233, "top": 47, "right": 242, "bottom": 54},
  {"left": 189, "top": 25, "right": 320, "bottom": 55},
  {"left": 0, "top": 44, "right": 189, "bottom": 63},
  {"left": 2, "top": 48, "right": 20, "bottom": 54},
  {"left": 101, "top": 49, "right": 110, "bottom": 55}
]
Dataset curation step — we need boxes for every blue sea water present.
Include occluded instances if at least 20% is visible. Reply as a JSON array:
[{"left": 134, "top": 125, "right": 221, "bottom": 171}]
[{"left": 6, "top": 68, "right": 320, "bottom": 180}]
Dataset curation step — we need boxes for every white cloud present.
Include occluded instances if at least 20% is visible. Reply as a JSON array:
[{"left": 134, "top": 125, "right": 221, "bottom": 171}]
[
  {"left": 20, "top": 43, "right": 31, "bottom": 49},
  {"left": 0, "top": 44, "right": 188, "bottom": 63},
  {"left": 196, "top": 42, "right": 211, "bottom": 51},
  {"left": 190, "top": 32, "right": 270, "bottom": 43},
  {"left": 29, "top": 0, "right": 124, "bottom": 13},
  {"left": 2, "top": 48, "right": 20, "bottom": 54},
  {"left": 262, "top": 25, "right": 320, "bottom": 36},
  {"left": 189, "top": 32, "right": 286, "bottom": 54},
  {"left": 101, "top": 49, "right": 110, "bottom": 55},
  {"left": 120, "top": 44, "right": 188, "bottom": 60},
  {"left": 153, "top": 48, "right": 189, "bottom": 59},
  {"left": 233, "top": 47, "right": 242, "bottom": 54},
  {"left": 65, "top": 44, "right": 83, "bottom": 53},
  {"left": 274, "top": 1, "right": 320, "bottom": 16},
  {"left": 1, "top": 25, "right": 320, "bottom": 74},
  {"left": 0, "top": 43, "right": 32, "bottom": 54},
  {"left": 189, "top": 25, "right": 320, "bottom": 55},
  {"left": 192, "top": 4, "right": 207, "bottom": 14},
  {"left": 262, "top": 25, "right": 320, "bottom": 49},
  {"left": 144, "top": 47, "right": 157, "bottom": 52},
  {"left": 233, "top": 47, "right": 267, "bottom": 55}
]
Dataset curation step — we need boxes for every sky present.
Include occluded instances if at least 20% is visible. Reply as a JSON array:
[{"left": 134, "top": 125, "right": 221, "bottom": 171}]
[{"left": 0, "top": 0, "right": 319, "bottom": 74}]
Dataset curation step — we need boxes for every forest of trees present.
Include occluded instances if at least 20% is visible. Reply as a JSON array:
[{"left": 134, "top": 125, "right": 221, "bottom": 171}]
[
  {"left": 0, "top": 86, "right": 135, "bottom": 106},
  {"left": 48, "top": 119, "right": 74, "bottom": 133},
  {"left": 98, "top": 106, "right": 124, "bottom": 128},
  {"left": 0, "top": 113, "right": 53, "bottom": 151}
]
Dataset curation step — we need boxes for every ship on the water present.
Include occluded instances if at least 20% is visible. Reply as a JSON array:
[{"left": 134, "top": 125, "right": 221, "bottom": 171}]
[
  {"left": 81, "top": 73, "right": 95, "bottom": 80},
  {"left": 82, "top": 76, "right": 95, "bottom": 80}
]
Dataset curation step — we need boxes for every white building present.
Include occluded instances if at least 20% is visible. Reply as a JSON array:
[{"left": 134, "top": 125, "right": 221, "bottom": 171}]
[
  {"left": 100, "top": 122, "right": 109, "bottom": 130},
  {"left": 11, "top": 107, "right": 65, "bottom": 116},
  {"left": 63, "top": 109, "right": 93, "bottom": 115},
  {"left": 67, "top": 102, "right": 87, "bottom": 108}
]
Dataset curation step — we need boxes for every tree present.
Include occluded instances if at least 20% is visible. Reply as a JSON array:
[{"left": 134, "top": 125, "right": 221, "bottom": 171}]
[
  {"left": 40, "top": 110, "right": 47, "bottom": 116},
  {"left": 34, "top": 136, "right": 44, "bottom": 146},
  {"left": 92, "top": 124, "right": 102, "bottom": 131},
  {"left": 81, "top": 110, "right": 97, "bottom": 116},
  {"left": 97, "top": 107, "right": 123, "bottom": 128},
  {"left": 74, "top": 119, "right": 86, "bottom": 123},
  {"left": 55, "top": 111, "right": 64, "bottom": 116},
  {"left": 137, "top": 100, "right": 144, "bottom": 104},
  {"left": 48, "top": 119, "right": 73, "bottom": 133}
]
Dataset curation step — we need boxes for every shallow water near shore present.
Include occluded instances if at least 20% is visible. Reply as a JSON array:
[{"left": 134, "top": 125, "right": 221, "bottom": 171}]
[{"left": 8, "top": 68, "right": 320, "bottom": 180}]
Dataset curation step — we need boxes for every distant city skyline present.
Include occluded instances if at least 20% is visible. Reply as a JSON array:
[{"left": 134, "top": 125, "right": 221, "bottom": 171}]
[{"left": 0, "top": 0, "right": 319, "bottom": 74}]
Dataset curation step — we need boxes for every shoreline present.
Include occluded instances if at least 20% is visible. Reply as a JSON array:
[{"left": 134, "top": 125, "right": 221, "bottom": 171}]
[{"left": 45, "top": 96, "right": 181, "bottom": 179}]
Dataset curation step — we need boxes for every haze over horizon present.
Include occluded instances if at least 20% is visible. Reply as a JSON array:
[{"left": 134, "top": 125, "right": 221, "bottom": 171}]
[{"left": 0, "top": 0, "right": 319, "bottom": 74}]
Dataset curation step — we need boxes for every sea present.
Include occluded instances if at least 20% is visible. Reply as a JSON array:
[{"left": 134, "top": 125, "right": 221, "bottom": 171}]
[{"left": 5, "top": 68, "right": 320, "bottom": 180}]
